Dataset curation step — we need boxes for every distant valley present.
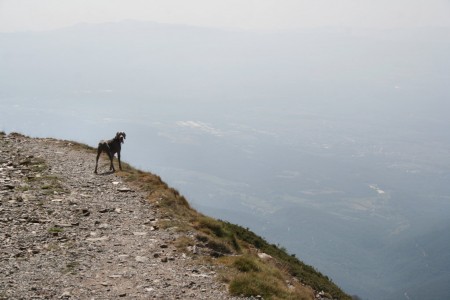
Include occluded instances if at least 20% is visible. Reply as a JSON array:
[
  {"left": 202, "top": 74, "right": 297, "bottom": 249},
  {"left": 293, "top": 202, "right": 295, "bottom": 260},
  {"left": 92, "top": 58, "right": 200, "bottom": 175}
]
[{"left": 1, "top": 22, "right": 450, "bottom": 299}]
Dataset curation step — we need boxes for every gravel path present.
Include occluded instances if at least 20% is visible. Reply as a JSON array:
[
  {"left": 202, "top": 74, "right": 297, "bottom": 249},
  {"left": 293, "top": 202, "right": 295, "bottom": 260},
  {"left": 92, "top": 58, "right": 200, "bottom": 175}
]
[{"left": 0, "top": 133, "right": 237, "bottom": 299}]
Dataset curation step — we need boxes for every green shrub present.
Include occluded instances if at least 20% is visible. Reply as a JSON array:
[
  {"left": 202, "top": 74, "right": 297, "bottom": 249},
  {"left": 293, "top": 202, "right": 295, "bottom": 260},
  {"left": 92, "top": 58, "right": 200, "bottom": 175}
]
[
  {"left": 233, "top": 255, "right": 261, "bottom": 272},
  {"left": 195, "top": 217, "right": 241, "bottom": 253},
  {"left": 229, "top": 272, "right": 285, "bottom": 299},
  {"left": 198, "top": 216, "right": 226, "bottom": 237}
]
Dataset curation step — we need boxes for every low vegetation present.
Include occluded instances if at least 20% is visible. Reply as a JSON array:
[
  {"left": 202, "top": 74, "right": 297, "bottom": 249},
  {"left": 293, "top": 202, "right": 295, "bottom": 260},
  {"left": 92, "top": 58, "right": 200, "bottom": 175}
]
[
  {"left": 48, "top": 227, "right": 64, "bottom": 233},
  {"left": 114, "top": 159, "right": 351, "bottom": 300}
]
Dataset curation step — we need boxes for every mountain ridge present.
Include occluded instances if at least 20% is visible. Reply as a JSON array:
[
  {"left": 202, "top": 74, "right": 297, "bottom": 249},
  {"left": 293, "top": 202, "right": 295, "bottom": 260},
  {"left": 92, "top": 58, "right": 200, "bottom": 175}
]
[{"left": 0, "top": 131, "right": 351, "bottom": 299}]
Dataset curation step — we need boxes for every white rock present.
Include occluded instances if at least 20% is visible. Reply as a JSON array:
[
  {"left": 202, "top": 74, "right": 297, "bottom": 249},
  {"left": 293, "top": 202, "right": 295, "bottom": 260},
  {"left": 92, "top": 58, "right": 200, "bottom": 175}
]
[
  {"left": 257, "top": 252, "right": 273, "bottom": 261},
  {"left": 133, "top": 232, "right": 147, "bottom": 236},
  {"left": 135, "top": 256, "right": 149, "bottom": 263},
  {"left": 86, "top": 236, "right": 109, "bottom": 242}
]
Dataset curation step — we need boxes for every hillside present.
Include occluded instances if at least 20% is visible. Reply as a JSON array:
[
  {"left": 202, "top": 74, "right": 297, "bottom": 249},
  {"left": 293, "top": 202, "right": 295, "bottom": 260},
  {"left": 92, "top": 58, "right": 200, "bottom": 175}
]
[{"left": 0, "top": 132, "right": 350, "bottom": 299}]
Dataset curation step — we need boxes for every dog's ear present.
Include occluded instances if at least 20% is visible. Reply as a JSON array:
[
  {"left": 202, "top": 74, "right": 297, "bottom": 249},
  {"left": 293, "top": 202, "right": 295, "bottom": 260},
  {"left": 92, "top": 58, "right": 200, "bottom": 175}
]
[{"left": 122, "top": 132, "right": 126, "bottom": 139}]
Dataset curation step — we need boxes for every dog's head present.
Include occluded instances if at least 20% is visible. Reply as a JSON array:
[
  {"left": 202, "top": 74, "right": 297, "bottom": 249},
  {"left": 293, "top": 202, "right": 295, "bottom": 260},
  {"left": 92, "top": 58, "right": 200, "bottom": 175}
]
[{"left": 116, "top": 131, "right": 126, "bottom": 144}]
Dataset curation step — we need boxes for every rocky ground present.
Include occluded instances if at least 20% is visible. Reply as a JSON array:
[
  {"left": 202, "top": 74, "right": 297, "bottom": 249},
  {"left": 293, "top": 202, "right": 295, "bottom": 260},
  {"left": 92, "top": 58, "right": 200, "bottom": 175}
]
[{"left": 0, "top": 133, "right": 242, "bottom": 299}]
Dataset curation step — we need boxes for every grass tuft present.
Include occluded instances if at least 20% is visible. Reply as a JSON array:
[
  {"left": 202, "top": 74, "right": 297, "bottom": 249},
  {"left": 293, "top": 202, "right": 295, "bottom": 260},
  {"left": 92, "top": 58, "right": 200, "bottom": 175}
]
[
  {"left": 232, "top": 255, "right": 261, "bottom": 272},
  {"left": 197, "top": 216, "right": 227, "bottom": 237},
  {"left": 48, "top": 227, "right": 64, "bottom": 233}
]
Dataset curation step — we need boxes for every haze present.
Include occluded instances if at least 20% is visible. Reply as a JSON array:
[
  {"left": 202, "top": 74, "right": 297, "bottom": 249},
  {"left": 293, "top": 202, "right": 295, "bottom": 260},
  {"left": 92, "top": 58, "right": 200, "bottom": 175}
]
[
  {"left": 1, "top": 0, "right": 450, "bottom": 32},
  {"left": 1, "top": 2, "right": 450, "bottom": 300}
]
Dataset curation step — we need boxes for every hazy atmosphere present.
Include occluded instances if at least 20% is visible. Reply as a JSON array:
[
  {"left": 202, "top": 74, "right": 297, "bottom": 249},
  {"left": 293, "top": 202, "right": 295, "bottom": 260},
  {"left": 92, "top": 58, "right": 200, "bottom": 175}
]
[
  {"left": 1, "top": 1, "right": 450, "bottom": 299},
  {"left": 2, "top": 0, "right": 450, "bottom": 32}
]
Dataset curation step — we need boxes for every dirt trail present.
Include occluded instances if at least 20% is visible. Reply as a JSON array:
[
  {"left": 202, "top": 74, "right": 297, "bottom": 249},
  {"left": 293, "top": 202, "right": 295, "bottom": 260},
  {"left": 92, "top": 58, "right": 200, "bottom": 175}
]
[{"left": 0, "top": 133, "right": 236, "bottom": 299}]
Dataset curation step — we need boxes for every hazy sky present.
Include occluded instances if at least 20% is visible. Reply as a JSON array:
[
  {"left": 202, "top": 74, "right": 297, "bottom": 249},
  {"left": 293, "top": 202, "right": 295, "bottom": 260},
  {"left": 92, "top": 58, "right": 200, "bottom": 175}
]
[{"left": 1, "top": 0, "right": 450, "bottom": 32}]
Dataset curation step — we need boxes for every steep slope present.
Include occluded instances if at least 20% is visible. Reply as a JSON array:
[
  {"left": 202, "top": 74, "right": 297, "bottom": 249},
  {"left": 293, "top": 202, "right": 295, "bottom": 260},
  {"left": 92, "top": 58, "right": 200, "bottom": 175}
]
[{"left": 0, "top": 132, "right": 350, "bottom": 299}]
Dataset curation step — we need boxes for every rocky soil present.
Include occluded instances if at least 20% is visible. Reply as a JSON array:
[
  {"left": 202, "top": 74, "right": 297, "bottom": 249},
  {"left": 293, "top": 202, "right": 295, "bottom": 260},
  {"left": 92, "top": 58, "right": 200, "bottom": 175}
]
[{"left": 0, "top": 133, "right": 241, "bottom": 299}]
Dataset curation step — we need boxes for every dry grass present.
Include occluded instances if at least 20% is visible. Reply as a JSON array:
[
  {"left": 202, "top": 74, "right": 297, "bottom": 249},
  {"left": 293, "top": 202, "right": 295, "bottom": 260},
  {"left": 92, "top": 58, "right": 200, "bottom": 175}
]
[
  {"left": 111, "top": 156, "right": 350, "bottom": 299},
  {"left": 219, "top": 255, "right": 315, "bottom": 300}
]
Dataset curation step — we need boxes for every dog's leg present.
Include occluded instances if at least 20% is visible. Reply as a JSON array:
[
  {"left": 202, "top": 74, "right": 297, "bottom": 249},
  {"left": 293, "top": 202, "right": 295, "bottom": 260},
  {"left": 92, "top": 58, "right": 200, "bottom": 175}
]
[
  {"left": 94, "top": 148, "right": 101, "bottom": 173},
  {"left": 108, "top": 151, "right": 115, "bottom": 172},
  {"left": 118, "top": 151, "right": 122, "bottom": 171}
]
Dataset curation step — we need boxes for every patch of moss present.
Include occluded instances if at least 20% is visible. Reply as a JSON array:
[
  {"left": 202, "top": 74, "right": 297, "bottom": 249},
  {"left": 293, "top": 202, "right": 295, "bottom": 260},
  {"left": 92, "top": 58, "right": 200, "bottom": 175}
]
[{"left": 48, "top": 227, "right": 64, "bottom": 233}]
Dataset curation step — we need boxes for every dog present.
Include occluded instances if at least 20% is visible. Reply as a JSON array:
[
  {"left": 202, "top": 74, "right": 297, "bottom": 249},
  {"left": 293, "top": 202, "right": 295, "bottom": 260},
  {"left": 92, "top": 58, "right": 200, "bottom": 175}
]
[{"left": 94, "top": 131, "right": 126, "bottom": 174}]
